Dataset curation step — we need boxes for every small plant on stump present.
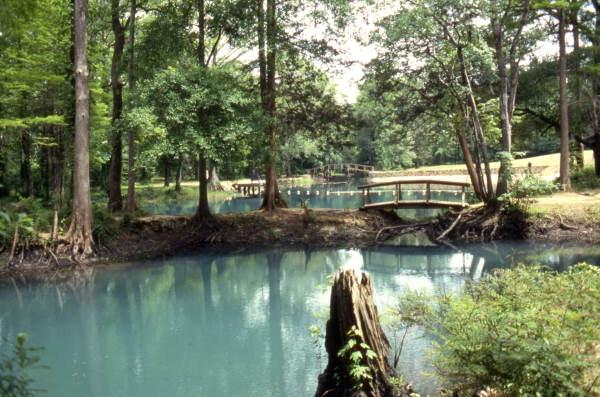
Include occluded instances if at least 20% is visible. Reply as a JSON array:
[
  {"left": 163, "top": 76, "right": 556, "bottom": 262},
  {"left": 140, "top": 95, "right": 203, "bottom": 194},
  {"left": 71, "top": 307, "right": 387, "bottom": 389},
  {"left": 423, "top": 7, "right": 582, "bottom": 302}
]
[{"left": 336, "top": 326, "right": 379, "bottom": 393}]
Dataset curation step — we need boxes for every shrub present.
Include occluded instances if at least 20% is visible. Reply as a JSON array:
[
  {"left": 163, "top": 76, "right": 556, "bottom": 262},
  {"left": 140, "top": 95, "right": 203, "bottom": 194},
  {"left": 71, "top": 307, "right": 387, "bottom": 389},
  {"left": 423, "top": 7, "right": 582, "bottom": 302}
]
[
  {"left": 396, "top": 264, "right": 600, "bottom": 396},
  {"left": 0, "top": 333, "right": 43, "bottom": 397},
  {"left": 571, "top": 167, "right": 600, "bottom": 190},
  {"left": 0, "top": 212, "right": 36, "bottom": 255},
  {"left": 92, "top": 207, "right": 119, "bottom": 243},
  {"left": 511, "top": 173, "right": 558, "bottom": 198}
]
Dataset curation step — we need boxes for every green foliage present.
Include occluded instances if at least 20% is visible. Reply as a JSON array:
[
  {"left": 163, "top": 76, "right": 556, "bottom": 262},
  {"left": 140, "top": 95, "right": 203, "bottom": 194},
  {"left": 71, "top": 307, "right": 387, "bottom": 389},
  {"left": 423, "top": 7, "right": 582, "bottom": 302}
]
[
  {"left": 571, "top": 167, "right": 600, "bottom": 190},
  {"left": 0, "top": 333, "right": 43, "bottom": 397},
  {"left": 511, "top": 173, "right": 559, "bottom": 198},
  {"left": 92, "top": 207, "right": 120, "bottom": 243},
  {"left": 397, "top": 264, "right": 600, "bottom": 396},
  {"left": 336, "top": 325, "right": 378, "bottom": 392},
  {"left": 0, "top": 211, "right": 36, "bottom": 254}
]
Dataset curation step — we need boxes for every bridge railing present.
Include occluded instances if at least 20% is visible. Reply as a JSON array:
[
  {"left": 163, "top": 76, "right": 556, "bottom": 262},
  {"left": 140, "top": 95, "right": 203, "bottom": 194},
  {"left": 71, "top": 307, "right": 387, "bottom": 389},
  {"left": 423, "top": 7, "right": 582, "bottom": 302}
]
[
  {"left": 357, "top": 178, "right": 472, "bottom": 208},
  {"left": 309, "top": 163, "right": 376, "bottom": 176}
]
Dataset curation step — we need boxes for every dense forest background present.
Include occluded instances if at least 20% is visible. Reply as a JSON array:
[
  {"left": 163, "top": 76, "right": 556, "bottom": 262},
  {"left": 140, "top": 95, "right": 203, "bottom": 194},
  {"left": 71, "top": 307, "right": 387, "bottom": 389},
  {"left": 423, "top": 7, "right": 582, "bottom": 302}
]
[{"left": 1, "top": 0, "right": 600, "bottom": 250}]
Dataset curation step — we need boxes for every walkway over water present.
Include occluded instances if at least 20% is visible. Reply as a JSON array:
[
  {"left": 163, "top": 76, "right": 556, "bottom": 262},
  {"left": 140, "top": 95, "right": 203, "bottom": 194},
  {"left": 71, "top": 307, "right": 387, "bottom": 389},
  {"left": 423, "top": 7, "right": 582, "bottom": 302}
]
[
  {"left": 358, "top": 178, "right": 471, "bottom": 210},
  {"left": 309, "top": 163, "right": 375, "bottom": 178}
]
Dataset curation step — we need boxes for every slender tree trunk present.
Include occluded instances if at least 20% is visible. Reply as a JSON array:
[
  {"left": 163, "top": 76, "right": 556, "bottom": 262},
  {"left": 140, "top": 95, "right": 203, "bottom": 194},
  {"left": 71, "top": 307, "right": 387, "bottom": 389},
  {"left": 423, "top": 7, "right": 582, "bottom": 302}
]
[
  {"left": 570, "top": 9, "right": 585, "bottom": 168},
  {"left": 457, "top": 47, "right": 494, "bottom": 202},
  {"left": 107, "top": 0, "right": 126, "bottom": 211},
  {"left": 558, "top": 9, "right": 571, "bottom": 191},
  {"left": 175, "top": 155, "right": 182, "bottom": 192},
  {"left": 0, "top": 133, "right": 8, "bottom": 196},
  {"left": 163, "top": 158, "right": 170, "bottom": 187},
  {"left": 196, "top": 152, "right": 211, "bottom": 218},
  {"left": 194, "top": 0, "right": 212, "bottom": 218},
  {"left": 20, "top": 130, "right": 33, "bottom": 197},
  {"left": 260, "top": 0, "right": 286, "bottom": 210},
  {"left": 493, "top": 19, "right": 511, "bottom": 196},
  {"left": 49, "top": 125, "right": 65, "bottom": 240},
  {"left": 126, "top": 0, "right": 137, "bottom": 213},
  {"left": 457, "top": 130, "right": 483, "bottom": 199},
  {"left": 593, "top": 1, "right": 600, "bottom": 176},
  {"left": 67, "top": 0, "right": 93, "bottom": 256}
]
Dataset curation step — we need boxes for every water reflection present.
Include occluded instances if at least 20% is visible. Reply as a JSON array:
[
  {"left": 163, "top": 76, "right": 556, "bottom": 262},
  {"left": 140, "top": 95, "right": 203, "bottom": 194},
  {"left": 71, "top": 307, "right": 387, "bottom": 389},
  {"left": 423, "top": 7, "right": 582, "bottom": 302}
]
[
  {"left": 141, "top": 182, "right": 457, "bottom": 219},
  {"left": 0, "top": 242, "right": 598, "bottom": 396}
]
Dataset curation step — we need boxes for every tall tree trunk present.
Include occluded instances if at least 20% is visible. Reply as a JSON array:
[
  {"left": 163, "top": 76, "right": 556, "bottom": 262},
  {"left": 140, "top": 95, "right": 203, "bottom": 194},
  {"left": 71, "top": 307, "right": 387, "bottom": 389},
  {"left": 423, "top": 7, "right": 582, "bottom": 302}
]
[
  {"left": 196, "top": 152, "right": 211, "bottom": 218},
  {"left": 558, "top": 9, "right": 571, "bottom": 191},
  {"left": 175, "top": 155, "right": 182, "bottom": 192},
  {"left": 20, "top": 130, "right": 33, "bottom": 197},
  {"left": 163, "top": 158, "right": 170, "bottom": 187},
  {"left": 194, "top": 0, "right": 212, "bottom": 218},
  {"left": 0, "top": 133, "right": 8, "bottom": 196},
  {"left": 107, "top": 0, "right": 126, "bottom": 211},
  {"left": 457, "top": 47, "right": 495, "bottom": 202},
  {"left": 593, "top": 1, "right": 600, "bottom": 176},
  {"left": 570, "top": 9, "right": 585, "bottom": 168},
  {"left": 493, "top": 19, "right": 511, "bottom": 196},
  {"left": 260, "top": 0, "right": 286, "bottom": 210},
  {"left": 457, "top": 130, "right": 483, "bottom": 199},
  {"left": 49, "top": 125, "right": 65, "bottom": 241},
  {"left": 126, "top": 0, "right": 137, "bottom": 213},
  {"left": 67, "top": 0, "right": 93, "bottom": 256}
]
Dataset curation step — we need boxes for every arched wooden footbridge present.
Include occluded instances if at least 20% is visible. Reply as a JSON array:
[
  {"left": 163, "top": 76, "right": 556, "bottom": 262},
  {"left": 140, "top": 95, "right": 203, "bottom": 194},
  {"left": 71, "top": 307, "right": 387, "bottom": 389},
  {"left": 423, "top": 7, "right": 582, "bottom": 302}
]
[
  {"left": 358, "top": 178, "right": 471, "bottom": 210},
  {"left": 309, "top": 163, "right": 375, "bottom": 178}
]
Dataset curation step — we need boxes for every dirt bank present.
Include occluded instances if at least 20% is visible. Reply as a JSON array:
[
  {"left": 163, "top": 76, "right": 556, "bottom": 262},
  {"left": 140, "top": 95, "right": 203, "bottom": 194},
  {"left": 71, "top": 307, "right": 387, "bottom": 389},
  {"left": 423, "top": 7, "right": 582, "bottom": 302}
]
[{"left": 1, "top": 206, "right": 599, "bottom": 283}]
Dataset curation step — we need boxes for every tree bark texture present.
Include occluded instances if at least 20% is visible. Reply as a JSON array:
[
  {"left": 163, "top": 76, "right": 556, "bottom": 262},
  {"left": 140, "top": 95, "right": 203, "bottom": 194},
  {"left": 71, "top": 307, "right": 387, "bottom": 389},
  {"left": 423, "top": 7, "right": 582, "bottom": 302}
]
[
  {"left": 126, "top": 0, "right": 137, "bottom": 213},
  {"left": 570, "top": 9, "right": 585, "bottom": 169},
  {"left": 493, "top": 18, "right": 511, "bottom": 196},
  {"left": 315, "top": 269, "right": 398, "bottom": 397},
  {"left": 194, "top": 0, "right": 212, "bottom": 218},
  {"left": 558, "top": 9, "right": 571, "bottom": 191},
  {"left": 457, "top": 47, "right": 495, "bottom": 202},
  {"left": 260, "top": 0, "right": 286, "bottom": 210},
  {"left": 107, "top": 0, "right": 126, "bottom": 211},
  {"left": 196, "top": 152, "right": 211, "bottom": 218},
  {"left": 67, "top": 0, "right": 93, "bottom": 257}
]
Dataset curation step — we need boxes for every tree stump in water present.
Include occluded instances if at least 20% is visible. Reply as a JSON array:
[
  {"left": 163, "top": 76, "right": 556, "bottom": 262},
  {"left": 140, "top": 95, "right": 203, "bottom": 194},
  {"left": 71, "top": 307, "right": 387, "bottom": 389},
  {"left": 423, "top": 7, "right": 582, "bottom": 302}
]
[{"left": 315, "top": 268, "right": 401, "bottom": 397}]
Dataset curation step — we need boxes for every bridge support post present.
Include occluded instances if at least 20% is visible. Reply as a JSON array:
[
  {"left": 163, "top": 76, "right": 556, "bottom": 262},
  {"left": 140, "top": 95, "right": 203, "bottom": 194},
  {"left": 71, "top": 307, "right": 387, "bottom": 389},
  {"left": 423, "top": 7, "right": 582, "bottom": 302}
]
[
  {"left": 461, "top": 186, "right": 466, "bottom": 206},
  {"left": 425, "top": 183, "right": 431, "bottom": 203}
]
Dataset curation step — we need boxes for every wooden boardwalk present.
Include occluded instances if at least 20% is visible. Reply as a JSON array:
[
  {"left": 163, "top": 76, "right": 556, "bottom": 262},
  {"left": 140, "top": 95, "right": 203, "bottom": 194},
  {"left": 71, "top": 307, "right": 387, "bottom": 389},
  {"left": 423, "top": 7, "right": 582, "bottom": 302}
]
[
  {"left": 358, "top": 178, "right": 471, "bottom": 210},
  {"left": 309, "top": 163, "right": 375, "bottom": 178}
]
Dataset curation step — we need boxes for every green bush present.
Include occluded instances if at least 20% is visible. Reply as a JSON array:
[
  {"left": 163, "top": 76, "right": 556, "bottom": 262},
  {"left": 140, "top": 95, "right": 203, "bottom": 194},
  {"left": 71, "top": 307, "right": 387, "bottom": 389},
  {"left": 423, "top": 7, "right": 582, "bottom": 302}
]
[
  {"left": 397, "top": 264, "right": 600, "bottom": 396},
  {"left": 92, "top": 207, "right": 119, "bottom": 243},
  {"left": 0, "top": 334, "right": 43, "bottom": 397},
  {"left": 511, "top": 173, "right": 558, "bottom": 198},
  {"left": 0, "top": 212, "right": 36, "bottom": 253},
  {"left": 571, "top": 167, "right": 600, "bottom": 190}
]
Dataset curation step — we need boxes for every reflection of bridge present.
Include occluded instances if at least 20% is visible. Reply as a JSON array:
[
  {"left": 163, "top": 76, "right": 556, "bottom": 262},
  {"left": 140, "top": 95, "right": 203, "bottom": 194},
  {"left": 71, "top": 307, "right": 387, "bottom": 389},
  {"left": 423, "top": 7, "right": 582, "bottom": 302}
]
[
  {"left": 358, "top": 178, "right": 472, "bottom": 210},
  {"left": 309, "top": 163, "right": 375, "bottom": 178}
]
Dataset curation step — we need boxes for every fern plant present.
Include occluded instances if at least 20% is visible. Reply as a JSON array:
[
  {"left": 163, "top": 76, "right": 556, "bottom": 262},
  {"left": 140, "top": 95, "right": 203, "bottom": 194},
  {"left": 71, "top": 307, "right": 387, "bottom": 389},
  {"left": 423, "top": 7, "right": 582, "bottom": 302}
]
[{"left": 336, "top": 325, "right": 378, "bottom": 392}]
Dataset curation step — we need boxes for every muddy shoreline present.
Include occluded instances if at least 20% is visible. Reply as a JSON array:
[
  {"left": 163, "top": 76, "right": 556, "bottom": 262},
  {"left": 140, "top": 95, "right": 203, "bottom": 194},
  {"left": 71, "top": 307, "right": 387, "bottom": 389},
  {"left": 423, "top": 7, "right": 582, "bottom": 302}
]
[{"left": 2, "top": 207, "right": 599, "bottom": 283}]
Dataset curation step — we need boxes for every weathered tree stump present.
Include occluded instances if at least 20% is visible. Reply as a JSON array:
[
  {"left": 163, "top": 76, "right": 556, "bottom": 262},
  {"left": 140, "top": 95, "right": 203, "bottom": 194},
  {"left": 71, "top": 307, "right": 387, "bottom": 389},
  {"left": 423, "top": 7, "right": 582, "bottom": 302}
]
[{"left": 315, "top": 268, "right": 402, "bottom": 397}]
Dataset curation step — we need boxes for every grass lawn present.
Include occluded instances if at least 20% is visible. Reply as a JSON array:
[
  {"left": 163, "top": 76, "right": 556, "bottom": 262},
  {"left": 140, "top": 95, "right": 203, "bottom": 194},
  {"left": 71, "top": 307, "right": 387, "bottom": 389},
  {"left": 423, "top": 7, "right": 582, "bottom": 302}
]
[{"left": 393, "top": 150, "right": 595, "bottom": 175}]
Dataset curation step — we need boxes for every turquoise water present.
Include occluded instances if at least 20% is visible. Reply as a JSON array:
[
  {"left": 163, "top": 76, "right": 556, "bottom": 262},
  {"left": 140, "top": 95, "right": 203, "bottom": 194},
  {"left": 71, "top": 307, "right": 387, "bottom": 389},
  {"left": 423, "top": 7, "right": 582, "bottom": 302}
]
[
  {"left": 1, "top": 242, "right": 598, "bottom": 396},
  {"left": 142, "top": 182, "right": 468, "bottom": 218}
]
